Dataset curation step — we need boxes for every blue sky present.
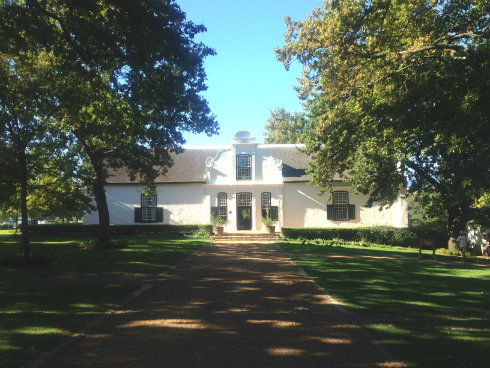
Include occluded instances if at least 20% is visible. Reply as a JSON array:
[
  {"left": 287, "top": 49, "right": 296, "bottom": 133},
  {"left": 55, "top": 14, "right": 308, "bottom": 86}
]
[{"left": 179, "top": 0, "right": 323, "bottom": 146}]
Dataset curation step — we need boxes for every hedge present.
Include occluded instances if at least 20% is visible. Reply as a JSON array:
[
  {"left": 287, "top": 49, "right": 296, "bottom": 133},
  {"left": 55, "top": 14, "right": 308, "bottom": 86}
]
[
  {"left": 27, "top": 224, "right": 213, "bottom": 236},
  {"left": 281, "top": 226, "right": 420, "bottom": 248}
]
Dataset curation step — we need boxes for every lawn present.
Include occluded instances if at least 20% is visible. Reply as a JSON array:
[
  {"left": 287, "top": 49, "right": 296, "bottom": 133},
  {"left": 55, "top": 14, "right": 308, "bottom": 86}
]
[
  {"left": 278, "top": 240, "right": 490, "bottom": 368},
  {"left": 0, "top": 233, "right": 209, "bottom": 368}
]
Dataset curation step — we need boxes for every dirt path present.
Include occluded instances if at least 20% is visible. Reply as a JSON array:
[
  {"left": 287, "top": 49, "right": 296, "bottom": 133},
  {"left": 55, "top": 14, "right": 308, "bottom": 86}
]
[{"left": 36, "top": 241, "right": 404, "bottom": 368}]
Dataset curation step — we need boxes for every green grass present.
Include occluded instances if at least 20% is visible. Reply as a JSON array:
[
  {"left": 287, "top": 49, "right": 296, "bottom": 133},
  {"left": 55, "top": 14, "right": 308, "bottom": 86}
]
[
  {"left": 278, "top": 240, "right": 490, "bottom": 368},
  {"left": 0, "top": 233, "right": 209, "bottom": 368},
  {"left": 0, "top": 233, "right": 207, "bottom": 275}
]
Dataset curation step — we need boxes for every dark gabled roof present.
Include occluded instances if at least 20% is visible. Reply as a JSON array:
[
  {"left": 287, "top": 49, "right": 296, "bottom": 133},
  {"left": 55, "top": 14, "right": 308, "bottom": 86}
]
[
  {"left": 106, "top": 147, "right": 222, "bottom": 184},
  {"left": 105, "top": 144, "right": 339, "bottom": 184},
  {"left": 261, "top": 145, "right": 311, "bottom": 182}
]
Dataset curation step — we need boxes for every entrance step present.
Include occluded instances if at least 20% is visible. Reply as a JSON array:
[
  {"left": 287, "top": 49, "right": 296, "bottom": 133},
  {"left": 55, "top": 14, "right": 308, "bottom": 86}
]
[{"left": 212, "top": 232, "right": 281, "bottom": 242}]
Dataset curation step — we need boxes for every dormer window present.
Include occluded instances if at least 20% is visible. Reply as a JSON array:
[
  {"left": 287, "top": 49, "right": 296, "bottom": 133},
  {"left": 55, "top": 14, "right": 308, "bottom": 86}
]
[{"left": 236, "top": 154, "right": 251, "bottom": 180}]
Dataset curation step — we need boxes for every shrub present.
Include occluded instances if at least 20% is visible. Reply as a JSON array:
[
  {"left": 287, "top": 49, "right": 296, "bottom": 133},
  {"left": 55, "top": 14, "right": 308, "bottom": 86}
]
[
  {"left": 281, "top": 226, "right": 419, "bottom": 248},
  {"left": 28, "top": 224, "right": 213, "bottom": 236},
  {"left": 79, "top": 239, "right": 129, "bottom": 250},
  {"left": 189, "top": 226, "right": 212, "bottom": 239}
]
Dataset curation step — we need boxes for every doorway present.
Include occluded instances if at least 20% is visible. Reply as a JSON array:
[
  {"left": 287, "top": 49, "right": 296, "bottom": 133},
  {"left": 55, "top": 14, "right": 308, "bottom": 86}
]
[{"left": 236, "top": 193, "right": 252, "bottom": 230}]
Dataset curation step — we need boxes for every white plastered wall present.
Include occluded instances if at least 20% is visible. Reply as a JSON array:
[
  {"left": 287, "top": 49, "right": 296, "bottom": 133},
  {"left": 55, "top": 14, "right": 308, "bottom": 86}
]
[
  {"left": 282, "top": 183, "right": 407, "bottom": 228},
  {"left": 83, "top": 183, "right": 207, "bottom": 225}
]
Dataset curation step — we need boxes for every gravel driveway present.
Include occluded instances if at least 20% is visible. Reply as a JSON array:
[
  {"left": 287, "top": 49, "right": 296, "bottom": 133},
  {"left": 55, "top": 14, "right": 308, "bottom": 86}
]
[{"left": 40, "top": 241, "right": 405, "bottom": 368}]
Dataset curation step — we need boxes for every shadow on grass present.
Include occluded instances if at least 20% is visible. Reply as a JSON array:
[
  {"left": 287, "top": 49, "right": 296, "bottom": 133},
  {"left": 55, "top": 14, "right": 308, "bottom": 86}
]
[
  {"left": 0, "top": 234, "right": 209, "bottom": 275},
  {"left": 0, "top": 283, "right": 136, "bottom": 368},
  {"left": 290, "top": 253, "right": 490, "bottom": 368},
  {"left": 0, "top": 233, "right": 209, "bottom": 368}
]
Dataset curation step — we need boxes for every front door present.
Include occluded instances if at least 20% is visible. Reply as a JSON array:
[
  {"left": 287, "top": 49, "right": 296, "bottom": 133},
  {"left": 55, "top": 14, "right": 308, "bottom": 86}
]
[{"left": 236, "top": 193, "right": 252, "bottom": 230}]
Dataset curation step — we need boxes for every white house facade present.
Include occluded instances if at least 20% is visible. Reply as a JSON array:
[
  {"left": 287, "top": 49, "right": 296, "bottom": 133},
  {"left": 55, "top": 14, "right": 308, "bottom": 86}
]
[{"left": 83, "top": 131, "right": 408, "bottom": 230}]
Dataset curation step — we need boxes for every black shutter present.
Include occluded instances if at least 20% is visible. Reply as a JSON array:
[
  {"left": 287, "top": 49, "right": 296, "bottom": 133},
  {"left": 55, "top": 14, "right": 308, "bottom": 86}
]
[
  {"left": 134, "top": 207, "right": 142, "bottom": 223},
  {"left": 262, "top": 208, "right": 267, "bottom": 218},
  {"left": 210, "top": 207, "right": 218, "bottom": 218},
  {"left": 327, "top": 205, "right": 333, "bottom": 220},
  {"left": 348, "top": 204, "right": 355, "bottom": 220},
  {"left": 156, "top": 207, "right": 164, "bottom": 223},
  {"left": 270, "top": 206, "right": 278, "bottom": 221}
]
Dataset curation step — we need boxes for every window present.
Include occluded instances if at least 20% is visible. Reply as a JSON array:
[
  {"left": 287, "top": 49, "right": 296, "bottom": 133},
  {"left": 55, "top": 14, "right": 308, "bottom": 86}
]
[
  {"left": 135, "top": 194, "right": 162, "bottom": 223},
  {"left": 237, "top": 192, "right": 252, "bottom": 206},
  {"left": 218, "top": 192, "right": 227, "bottom": 220},
  {"left": 333, "top": 191, "right": 348, "bottom": 220},
  {"left": 261, "top": 192, "right": 278, "bottom": 221},
  {"left": 141, "top": 194, "right": 157, "bottom": 222},
  {"left": 236, "top": 154, "right": 251, "bottom": 180},
  {"left": 327, "top": 191, "right": 355, "bottom": 221},
  {"left": 261, "top": 192, "right": 271, "bottom": 218}
]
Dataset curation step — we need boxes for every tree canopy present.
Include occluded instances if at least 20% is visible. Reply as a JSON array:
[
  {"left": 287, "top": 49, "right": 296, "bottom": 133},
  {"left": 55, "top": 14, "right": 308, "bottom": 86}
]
[
  {"left": 263, "top": 107, "right": 307, "bottom": 144},
  {"left": 276, "top": 0, "right": 490, "bottom": 235},
  {"left": 1, "top": 0, "right": 218, "bottom": 245}
]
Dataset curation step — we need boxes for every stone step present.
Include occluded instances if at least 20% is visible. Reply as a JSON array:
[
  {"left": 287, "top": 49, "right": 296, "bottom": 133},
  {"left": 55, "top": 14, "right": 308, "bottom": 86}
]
[{"left": 211, "top": 232, "right": 281, "bottom": 242}]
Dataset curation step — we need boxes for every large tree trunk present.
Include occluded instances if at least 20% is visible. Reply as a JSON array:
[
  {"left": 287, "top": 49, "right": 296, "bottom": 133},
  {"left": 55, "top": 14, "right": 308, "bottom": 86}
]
[
  {"left": 447, "top": 203, "right": 470, "bottom": 237},
  {"left": 91, "top": 160, "right": 111, "bottom": 244},
  {"left": 447, "top": 202, "right": 470, "bottom": 251},
  {"left": 19, "top": 148, "right": 30, "bottom": 261}
]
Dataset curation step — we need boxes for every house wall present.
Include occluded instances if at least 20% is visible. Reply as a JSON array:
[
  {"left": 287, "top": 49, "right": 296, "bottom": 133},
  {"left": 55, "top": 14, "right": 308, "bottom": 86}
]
[
  {"left": 282, "top": 183, "right": 408, "bottom": 228},
  {"left": 83, "top": 183, "right": 207, "bottom": 225},
  {"left": 83, "top": 135, "right": 408, "bottom": 228},
  {"left": 206, "top": 144, "right": 283, "bottom": 185}
]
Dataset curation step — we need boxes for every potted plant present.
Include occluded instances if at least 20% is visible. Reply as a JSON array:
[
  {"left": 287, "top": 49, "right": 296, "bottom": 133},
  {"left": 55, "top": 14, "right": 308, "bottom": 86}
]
[
  {"left": 261, "top": 215, "right": 276, "bottom": 233},
  {"left": 211, "top": 215, "right": 227, "bottom": 235}
]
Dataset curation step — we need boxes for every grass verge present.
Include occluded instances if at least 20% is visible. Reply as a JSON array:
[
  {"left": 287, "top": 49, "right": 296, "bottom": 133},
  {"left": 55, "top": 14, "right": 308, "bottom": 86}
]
[
  {"left": 0, "top": 233, "right": 209, "bottom": 368},
  {"left": 278, "top": 240, "right": 490, "bottom": 368}
]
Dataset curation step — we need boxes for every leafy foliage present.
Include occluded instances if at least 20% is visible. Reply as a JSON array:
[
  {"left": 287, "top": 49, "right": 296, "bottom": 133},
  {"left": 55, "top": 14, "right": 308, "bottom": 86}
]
[
  {"left": 281, "top": 226, "right": 419, "bottom": 248},
  {"left": 276, "top": 0, "right": 490, "bottom": 235},
  {"left": 0, "top": 0, "right": 218, "bottom": 242},
  {"left": 263, "top": 107, "right": 307, "bottom": 144}
]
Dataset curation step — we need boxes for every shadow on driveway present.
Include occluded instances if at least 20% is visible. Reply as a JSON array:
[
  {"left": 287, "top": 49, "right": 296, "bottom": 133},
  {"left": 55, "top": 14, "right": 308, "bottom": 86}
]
[{"left": 44, "top": 242, "right": 404, "bottom": 368}]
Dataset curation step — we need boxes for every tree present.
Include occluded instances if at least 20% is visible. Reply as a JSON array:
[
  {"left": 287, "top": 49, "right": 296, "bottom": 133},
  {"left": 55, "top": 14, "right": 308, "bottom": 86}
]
[
  {"left": 276, "top": 0, "right": 490, "bottom": 238},
  {"left": 1, "top": 0, "right": 218, "bottom": 244},
  {"left": 263, "top": 107, "right": 307, "bottom": 144},
  {"left": 25, "top": 141, "right": 94, "bottom": 223},
  {"left": 0, "top": 50, "right": 57, "bottom": 259}
]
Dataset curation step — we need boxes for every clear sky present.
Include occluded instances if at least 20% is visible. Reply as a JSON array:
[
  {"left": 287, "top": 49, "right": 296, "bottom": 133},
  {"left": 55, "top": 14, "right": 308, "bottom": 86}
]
[{"left": 178, "top": 0, "right": 323, "bottom": 146}]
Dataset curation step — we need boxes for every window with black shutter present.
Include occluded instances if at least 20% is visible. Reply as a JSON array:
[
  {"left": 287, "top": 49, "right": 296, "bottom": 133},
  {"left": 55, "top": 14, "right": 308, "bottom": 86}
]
[
  {"left": 134, "top": 194, "right": 163, "bottom": 223},
  {"left": 327, "top": 191, "right": 355, "bottom": 221}
]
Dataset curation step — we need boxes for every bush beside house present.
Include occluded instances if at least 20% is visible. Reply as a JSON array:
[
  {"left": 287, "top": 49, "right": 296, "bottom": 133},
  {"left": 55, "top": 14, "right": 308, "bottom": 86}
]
[
  {"left": 28, "top": 224, "right": 213, "bottom": 236},
  {"left": 281, "top": 226, "right": 423, "bottom": 248}
]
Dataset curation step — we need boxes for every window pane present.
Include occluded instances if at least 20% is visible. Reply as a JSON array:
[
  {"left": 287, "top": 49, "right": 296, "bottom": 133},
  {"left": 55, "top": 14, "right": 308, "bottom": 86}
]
[
  {"left": 237, "top": 155, "right": 251, "bottom": 168},
  {"left": 142, "top": 207, "right": 156, "bottom": 222},
  {"left": 333, "top": 191, "right": 348, "bottom": 220},
  {"left": 237, "top": 167, "right": 251, "bottom": 180},
  {"left": 218, "top": 206, "right": 227, "bottom": 217},
  {"left": 141, "top": 194, "right": 157, "bottom": 207},
  {"left": 237, "top": 155, "right": 251, "bottom": 180},
  {"left": 218, "top": 193, "right": 227, "bottom": 219},
  {"left": 333, "top": 204, "right": 348, "bottom": 220},
  {"left": 218, "top": 193, "right": 227, "bottom": 206},
  {"left": 237, "top": 193, "right": 252, "bottom": 206},
  {"left": 333, "top": 191, "right": 348, "bottom": 204},
  {"left": 261, "top": 192, "right": 271, "bottom": 209}
]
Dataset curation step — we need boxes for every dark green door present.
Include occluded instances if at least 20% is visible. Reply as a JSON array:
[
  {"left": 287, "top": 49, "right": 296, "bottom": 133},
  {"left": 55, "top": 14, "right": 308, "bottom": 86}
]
[{"left": 237, "top": 193, "right": 252, "bottom": 230}]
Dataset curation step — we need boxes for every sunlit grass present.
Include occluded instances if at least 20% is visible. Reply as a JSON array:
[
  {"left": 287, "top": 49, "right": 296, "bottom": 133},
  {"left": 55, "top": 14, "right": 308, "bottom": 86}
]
[{"left": 279, "top": 241, "right": 490, "bottom": 368}]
